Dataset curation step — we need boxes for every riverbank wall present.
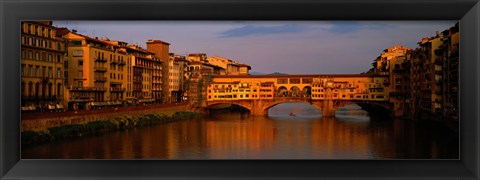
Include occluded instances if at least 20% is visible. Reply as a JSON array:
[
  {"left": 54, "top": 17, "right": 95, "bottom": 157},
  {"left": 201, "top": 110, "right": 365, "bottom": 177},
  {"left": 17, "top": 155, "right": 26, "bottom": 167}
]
[
  {"left": 21, "top": 103, "right": 190, "bottom": 132},
  {"left": 21, "top": 111, "right": 202, "bottom": 146}
]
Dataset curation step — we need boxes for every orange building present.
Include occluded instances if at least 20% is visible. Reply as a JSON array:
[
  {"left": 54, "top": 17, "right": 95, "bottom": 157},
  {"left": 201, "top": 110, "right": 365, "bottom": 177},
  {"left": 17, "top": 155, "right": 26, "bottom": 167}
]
[
  {"left": 146, "top": 40, "right": 170, "bottom": 103},
  {"left": 61, "top": 31, "right": 128, "bottom": 110}
]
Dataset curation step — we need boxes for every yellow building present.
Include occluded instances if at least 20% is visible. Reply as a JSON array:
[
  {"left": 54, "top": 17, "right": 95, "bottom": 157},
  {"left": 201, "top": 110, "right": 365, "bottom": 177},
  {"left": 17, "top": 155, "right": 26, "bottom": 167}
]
[
  {"left": 188, "top": 53, "right": 208, "bottom": 63},
  {"left": 21, "top": 21, "right": 66, "bottom": 112},
  {"left": 207, "top": 75, "right": 389, "bottom": 102},
  {"left": 62, "top": 31, "right": 128, "bottom": 110},
  {"left": 207, "top": 56, "right": 240, "bottom": 75}
]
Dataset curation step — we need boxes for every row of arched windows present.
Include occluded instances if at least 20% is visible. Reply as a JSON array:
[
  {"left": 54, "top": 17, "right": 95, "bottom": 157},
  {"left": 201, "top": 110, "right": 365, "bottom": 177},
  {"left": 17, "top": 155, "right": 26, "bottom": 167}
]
[{"left": 21, "top": 81, "right": 62, "bottom": 99}]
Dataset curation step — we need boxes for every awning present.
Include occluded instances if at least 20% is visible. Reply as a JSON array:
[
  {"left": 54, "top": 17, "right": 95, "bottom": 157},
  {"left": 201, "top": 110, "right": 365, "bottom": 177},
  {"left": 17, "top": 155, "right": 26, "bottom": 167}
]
[
  {"left": 21, "top": 106, "right": 36, "bottom": 111},
  {"left": 48, "top": 105, "right": 56, "bottom": 110},
  {"left": 91, "top": 102, "right": 107, "bottom": 106}
]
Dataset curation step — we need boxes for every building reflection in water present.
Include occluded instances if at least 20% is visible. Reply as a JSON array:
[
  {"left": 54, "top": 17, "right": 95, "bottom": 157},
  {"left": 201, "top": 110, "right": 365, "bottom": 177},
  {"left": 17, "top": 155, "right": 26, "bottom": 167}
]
[{"left": 22, "top": 103, "right": 458, "bottom": 159}]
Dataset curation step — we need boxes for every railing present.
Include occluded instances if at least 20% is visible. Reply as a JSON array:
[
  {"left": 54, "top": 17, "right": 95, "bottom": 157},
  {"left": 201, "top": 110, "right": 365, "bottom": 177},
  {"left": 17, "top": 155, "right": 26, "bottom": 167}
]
[
  {"left": 94, "top": 77, "right": 107, "bottom": 82},
  {"left": 94, "top": 66, "right": 107, "bottom": 72},
  {"left": 118, "top": 60, "right": 126, "bottom": 65},
  {"left": 69, "top": 86, "right": 107, "bottom": 91},
  {"left": 95, "top": 57, "right": 107, "bottom": 62},
  {"left": 110, "top": 87, "right": 125, "bottom": 92}
]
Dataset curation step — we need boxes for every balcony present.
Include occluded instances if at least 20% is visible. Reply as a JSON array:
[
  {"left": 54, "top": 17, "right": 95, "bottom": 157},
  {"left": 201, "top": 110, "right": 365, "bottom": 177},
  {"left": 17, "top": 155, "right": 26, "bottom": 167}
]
[
  {"left": 118, "top": 60, "right": 126, "bottom": 65},
  {"left": 110, "top": 87, "right": 125, "bottom": 92},
  {"left": 69, "top": 86, "right": 107, "bottom": 91},
  {"left": 94, "top": 77, "right": 107, "bottom": 82},
  {"left": 95, "top": 57, "right": 107, "bottom": 62},
  {"left": 94, "top": 67, "right": 107, "bottom": 72},
  {"left": 110, "top": 59, "right": 118, "bottom": 65}
]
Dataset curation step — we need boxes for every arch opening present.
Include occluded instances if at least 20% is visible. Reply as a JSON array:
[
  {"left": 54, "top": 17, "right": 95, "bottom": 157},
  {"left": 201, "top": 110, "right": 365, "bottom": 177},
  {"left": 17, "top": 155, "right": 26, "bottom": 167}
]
[
  {"left": 277, "top": 86, "right": 288, "bottom": 97},
  {"left": 267, "top": 102, "right": 322, "bottom": 118},
  {"left": 336, "top": 101, "right": 393, "bottom": 119},
  {"left": 302, "top": 86, "right": 312, "bottom": 97},
  {"left": 207, "top": 103, "right": 251, "bottom": 115},
  {"left": 290, "top": 86, "right": 300, "bottom": 97}
]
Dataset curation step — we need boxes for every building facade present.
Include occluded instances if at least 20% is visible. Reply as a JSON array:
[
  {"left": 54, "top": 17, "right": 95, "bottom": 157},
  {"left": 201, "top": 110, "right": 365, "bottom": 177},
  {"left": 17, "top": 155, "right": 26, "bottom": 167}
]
[
  {"left": 61, "top": 31, "right": 128, "bottom": 110},
  {"left": 21, "top": 21, "right": 67, "bottom": 112}
]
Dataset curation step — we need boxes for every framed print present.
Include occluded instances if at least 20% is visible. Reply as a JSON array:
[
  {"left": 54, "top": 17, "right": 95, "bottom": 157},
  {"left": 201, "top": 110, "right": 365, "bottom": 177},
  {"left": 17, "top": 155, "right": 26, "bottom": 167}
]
[{"left": 1, "top": 0, "right": 479, "bottom": 179}]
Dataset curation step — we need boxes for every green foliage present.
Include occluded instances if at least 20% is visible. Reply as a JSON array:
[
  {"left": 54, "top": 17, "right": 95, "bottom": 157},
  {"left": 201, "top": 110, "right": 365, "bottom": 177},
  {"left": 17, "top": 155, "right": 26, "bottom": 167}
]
[{"left": 22, "top": 111, "right": 202, "bottom": 146}]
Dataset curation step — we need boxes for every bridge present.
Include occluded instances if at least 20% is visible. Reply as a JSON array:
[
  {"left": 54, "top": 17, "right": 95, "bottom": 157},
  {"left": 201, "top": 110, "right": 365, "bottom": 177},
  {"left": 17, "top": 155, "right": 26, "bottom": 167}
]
[{"left": 199, "top": 74, "right": 393, "bottom": 117}]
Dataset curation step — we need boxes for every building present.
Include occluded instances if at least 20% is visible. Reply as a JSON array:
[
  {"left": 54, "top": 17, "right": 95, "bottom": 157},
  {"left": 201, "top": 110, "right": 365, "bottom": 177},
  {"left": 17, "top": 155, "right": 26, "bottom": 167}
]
[
  {"left": 207, "top": 75, "right": 389, "bottom": 102},
  {"left": 369, "top": 45, "right": 412, "bottom": 116},
  {"left": 124, "top": 45, "right": 162, "bottom": 104},
  {"left": 61, "top": 31, "right": 128, "bottom": 110},
  {"left": 21, "top": 21, "right": 67, "bottom": 112},
  {"left": 207, "top": 56, "right": 239, "bottom": 75},
  {"left": 168, "top": 53, "right": 188, "bottom": 102},
  {"left": 408, "top": 23, "right": 459, "bottom": 119},
  {"left": 188, "top": 53, "right": 208, "bottom": 63},
  {"left": 238, "top": 64, "right": 251, "bottom": 75},
  {"left": 146, "top": 40, "right": 170, "bottom": 103}
]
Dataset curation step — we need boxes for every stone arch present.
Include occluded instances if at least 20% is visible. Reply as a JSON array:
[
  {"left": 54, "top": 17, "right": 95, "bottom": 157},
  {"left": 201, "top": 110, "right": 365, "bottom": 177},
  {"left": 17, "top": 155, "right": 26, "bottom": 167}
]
[
  {"left": 206, "top": 102, "right": 252, "bottom": 112},
  {"left": 290, "top": 86, "right": 300, "bottom": 97},
  {"left": 332, "top": 100, "right": 357, "bottom": 111},
  {"left": 334, "top": 100, "right": 394, "bottom": 117},
  {"left": 262, "top": 100, "right": 323, "bottom": 115},
  {"left": 277, "top": 86, "right": 288, "bottom": 97}
]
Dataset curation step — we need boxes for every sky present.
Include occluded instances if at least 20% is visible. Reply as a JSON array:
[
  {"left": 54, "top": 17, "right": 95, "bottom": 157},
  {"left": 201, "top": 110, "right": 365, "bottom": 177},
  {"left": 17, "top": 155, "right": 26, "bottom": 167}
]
[{"left": 53, "top": 21, "right": 457, "bottom": 74}]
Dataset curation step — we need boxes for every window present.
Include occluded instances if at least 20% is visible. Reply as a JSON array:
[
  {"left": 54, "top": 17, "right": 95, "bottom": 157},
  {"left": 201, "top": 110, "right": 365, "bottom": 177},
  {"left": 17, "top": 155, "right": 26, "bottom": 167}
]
[
  {"left": 35, "top": 52, "right": 39, "bottom": 60},
  {"left": 21, "top": 65, "right": 26, "bottom": 76},
  {"left": 29, "top": 65, "right": 33, "bottom": 76},
  {"left": 78, "top": 60, "right": 83, "bottom": 66},
  {"left": 71, "top": 40, "right": 82, "bottom": 46},
  {"left": 57, "top": 68, "right": 61, "bottom": 78},
  {"left": 73, "top": 50, "right": 83, "bottom": 56}
]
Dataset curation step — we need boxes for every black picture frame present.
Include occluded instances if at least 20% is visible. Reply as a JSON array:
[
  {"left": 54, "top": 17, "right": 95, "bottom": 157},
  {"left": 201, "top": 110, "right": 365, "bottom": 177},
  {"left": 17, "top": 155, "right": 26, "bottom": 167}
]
[{"left": 1, "top": 0, "right": 479, "bottom": 179}]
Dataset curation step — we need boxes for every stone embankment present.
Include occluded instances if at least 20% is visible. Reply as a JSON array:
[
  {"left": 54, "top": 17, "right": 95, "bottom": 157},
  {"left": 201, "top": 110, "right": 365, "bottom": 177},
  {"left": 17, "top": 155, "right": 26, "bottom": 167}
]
[
  {"left": 22, "top": 102, "right": 190, "bottom": 132},
  {"left": 21, "top": 103, "right": 202, "bottom": 146}
]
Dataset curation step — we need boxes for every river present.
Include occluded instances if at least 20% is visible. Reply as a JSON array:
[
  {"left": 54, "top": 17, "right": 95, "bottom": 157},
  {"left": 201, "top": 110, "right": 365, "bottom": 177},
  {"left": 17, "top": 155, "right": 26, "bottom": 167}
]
[{"left": 22, "top": 103, "right": 459, "bottom": 159}]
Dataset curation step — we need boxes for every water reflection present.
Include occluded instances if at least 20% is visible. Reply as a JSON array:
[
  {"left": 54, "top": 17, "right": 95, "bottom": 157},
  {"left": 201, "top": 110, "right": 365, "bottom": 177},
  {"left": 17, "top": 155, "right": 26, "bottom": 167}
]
[{"left": 22, "top": 103, "right": 458, "bottom": 159}]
